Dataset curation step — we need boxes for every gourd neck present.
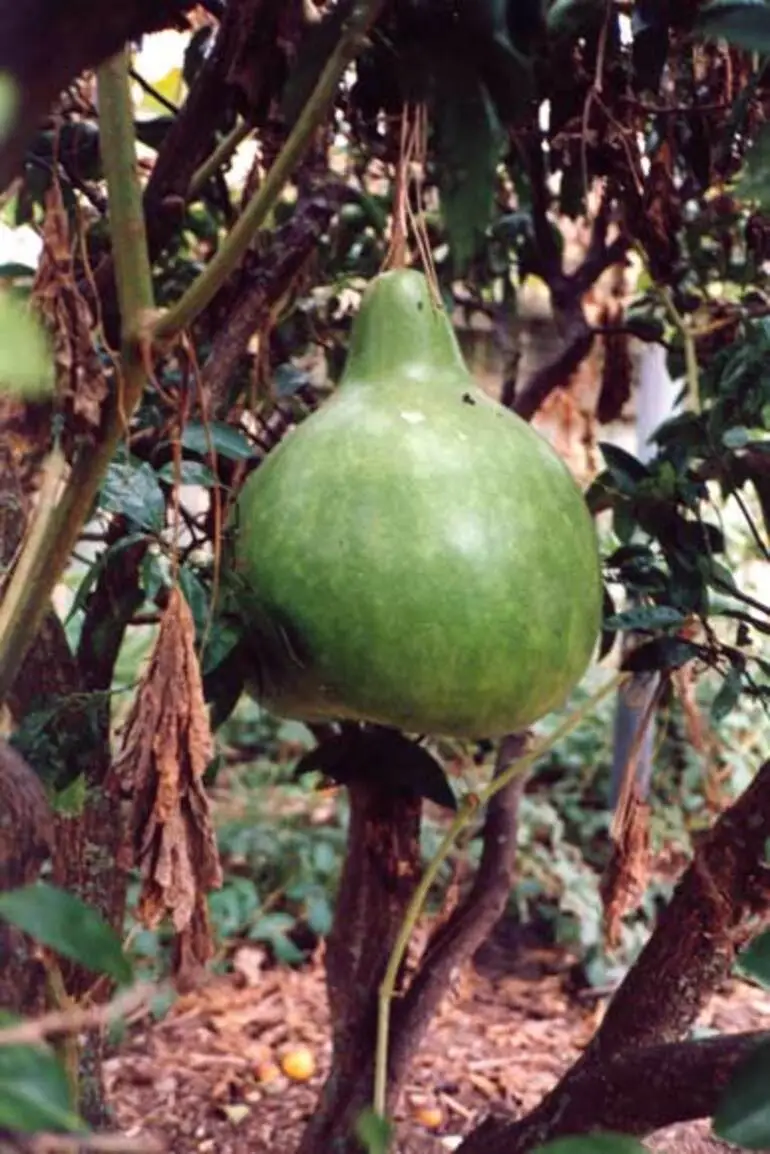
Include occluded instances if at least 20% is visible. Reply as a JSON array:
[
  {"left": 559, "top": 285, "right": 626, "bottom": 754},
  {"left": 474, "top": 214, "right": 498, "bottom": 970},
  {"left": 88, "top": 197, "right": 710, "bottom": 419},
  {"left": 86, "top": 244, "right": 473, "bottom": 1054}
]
[{"left": 339, "top": 269, "right": 468, "bottom": 389}]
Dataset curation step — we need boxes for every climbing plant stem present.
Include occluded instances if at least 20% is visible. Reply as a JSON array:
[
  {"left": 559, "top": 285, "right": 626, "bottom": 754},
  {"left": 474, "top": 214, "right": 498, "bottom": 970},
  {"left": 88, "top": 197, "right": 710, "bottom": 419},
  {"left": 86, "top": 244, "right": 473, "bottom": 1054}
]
[
  {"left": 0, "top": 48, "right": 153, "bottom": 704},
  {"left": 662, "top": 287, "right": 700, "bottom": 413},
  {"left": 373, "top": 671, "right": 628, "bottom": 1120},
  {"left": 153, "top": 0, "right": 385, "bottom": 341}
]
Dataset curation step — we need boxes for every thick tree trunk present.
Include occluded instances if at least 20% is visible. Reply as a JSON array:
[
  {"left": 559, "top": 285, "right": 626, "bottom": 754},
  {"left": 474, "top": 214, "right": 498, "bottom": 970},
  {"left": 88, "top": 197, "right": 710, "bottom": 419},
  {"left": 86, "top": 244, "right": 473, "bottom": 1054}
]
[
  {"left": 299, "top": 736, "right": 528, "bottom": 1154},
  {"left": 0, "top": 408, "right": 131, "bottom": 1125},
  {"left": 297, "top": 782, "right": 423, "bottom": 1154},
  {"left": 0, "top": 741, "right": 53, "bottom": 1016}
]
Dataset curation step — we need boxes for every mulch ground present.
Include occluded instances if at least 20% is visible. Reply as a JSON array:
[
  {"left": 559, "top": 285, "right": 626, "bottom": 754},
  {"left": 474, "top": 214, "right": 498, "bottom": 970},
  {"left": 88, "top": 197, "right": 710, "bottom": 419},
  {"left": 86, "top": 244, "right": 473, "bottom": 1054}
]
[{"left": 106, "top": 937, "right": 770, "bottom": 1154}]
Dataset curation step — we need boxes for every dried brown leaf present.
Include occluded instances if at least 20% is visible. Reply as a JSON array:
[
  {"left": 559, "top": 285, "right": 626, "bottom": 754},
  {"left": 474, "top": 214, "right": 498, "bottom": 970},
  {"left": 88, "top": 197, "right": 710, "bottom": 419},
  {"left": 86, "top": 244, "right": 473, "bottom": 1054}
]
[
  {"left": 111, "top": 586, "right": 223, "bottom": 981},
  {"left": 32, "top": 183, "right": 108, "bottom": 441},
  {"left": 601, "top": 792, "right": 651, "bottom": 949}
]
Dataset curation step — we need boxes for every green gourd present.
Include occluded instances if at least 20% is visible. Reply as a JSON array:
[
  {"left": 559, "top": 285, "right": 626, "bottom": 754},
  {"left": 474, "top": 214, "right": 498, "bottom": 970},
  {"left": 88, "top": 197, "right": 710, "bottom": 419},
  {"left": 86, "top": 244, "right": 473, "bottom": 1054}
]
[{"left": 229, "top": 269, "right": 602, "bottom": 738}]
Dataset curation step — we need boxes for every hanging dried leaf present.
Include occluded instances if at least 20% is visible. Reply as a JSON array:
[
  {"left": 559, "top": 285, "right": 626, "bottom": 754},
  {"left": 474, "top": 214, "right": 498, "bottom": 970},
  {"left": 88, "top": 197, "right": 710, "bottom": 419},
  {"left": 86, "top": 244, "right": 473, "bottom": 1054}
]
[
  {"left": 111, "top": 586, "right": 223, "bottom": 987},
  {"left": 601, "top": 790, "right": 650, "bottom": 950},
  {"left": 32, "top": 183, "right": 108, "bottom": 442}
]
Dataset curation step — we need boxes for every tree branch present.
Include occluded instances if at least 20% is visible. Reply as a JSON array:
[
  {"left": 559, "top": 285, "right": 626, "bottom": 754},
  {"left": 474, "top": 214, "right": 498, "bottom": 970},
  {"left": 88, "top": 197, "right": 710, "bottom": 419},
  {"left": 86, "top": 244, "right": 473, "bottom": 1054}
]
[
  {"left": 587, "top": 757, "right": 770, "bottom": 1060},
  {"left": 154, "top": 0, "right": 386, "bottom": 341},
  {"left": 459, "top": 1031, "right": 770, "bottom": 1154},
  {"left": 201, "top": 185, "right": 345, "bottom": 415},
  {"left": 0, "top": 0, "right": 194, "bottom": 193},
  {"left": 390, "top": 734, "right": 529, "bottom": 1074},
  {"left": 298, "top": 782, "right": 422, "bottom": 1154},
  {"left": 511, "top": 316, "right": 595, "bottom": 422},
  {"left": 506, "top": 143, "right": 628, "bottom": 422},
  {"left": 459, "top": 758, "right": 770, "bottom": 1152},
  {"left": 0, "top": 742, "right": 53, "bottom": 1016}
]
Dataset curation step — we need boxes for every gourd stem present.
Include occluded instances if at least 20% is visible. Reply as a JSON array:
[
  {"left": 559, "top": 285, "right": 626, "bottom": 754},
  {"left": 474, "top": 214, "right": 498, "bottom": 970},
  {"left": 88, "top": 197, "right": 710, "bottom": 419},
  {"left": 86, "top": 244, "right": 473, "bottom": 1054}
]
[{"left": 374, "top": 670, "right": 628, "bottom": 1120}]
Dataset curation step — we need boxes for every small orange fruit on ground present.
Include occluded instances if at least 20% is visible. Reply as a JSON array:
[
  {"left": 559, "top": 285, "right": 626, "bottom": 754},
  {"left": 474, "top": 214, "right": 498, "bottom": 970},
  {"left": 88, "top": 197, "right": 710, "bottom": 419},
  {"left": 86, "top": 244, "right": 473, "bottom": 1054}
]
[
  {"left": 254, "top": 1060, "right": 281, "bottom": 1084},
  {"left": 280, "top": 1046, "right": 316, "bottom": 1082},
  {"left": 413, "top": 1105, "right": 443, "bottom": 1130}
]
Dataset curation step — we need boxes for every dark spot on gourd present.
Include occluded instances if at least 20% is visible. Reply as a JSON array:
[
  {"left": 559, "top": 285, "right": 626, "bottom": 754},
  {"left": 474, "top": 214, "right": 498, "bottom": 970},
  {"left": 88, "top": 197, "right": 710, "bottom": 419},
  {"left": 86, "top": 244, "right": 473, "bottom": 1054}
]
[
  {"left": 417, "top": 301, "right": 424, "bottom": 311},
  {"left": 462, "top": 393, "right": 476, "bottom": 406}
]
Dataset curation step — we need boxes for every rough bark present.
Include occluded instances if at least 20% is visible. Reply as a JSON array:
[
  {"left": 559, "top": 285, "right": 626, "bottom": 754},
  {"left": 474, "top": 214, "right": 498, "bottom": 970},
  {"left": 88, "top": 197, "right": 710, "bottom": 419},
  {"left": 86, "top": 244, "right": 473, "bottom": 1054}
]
[
  {"left": 0, "top": 0, "right": 196, "bottom": 192},
  {"left": 201, "top": 185, "right": 345, "bottom": 414},
  {"left": 299, "top": 736, "right": 528, "bottom": 1154},
  {"left": 87, "top": 0, "right": 309, "bottom": 344},
  {"left": 458, "top": 1032, "right": 769, "bottom": 1154},
  {"left": 390, "top": 735, "right": 529, "bottom": 1076},
  {"left": 457, "top": 758, "right": 770, "bottom": 1153},
  {"left": 0, "top": 405, "right": 132, "bottom": 1123},
  {"left": 298, "top": 782, "right": 422, "bottom": 1154},
  {"left": 0, "top": 741, "right": 53, "bottom": 1016},
  {"left": 504, "top": 140, "right": 628, "bottom": 421}
]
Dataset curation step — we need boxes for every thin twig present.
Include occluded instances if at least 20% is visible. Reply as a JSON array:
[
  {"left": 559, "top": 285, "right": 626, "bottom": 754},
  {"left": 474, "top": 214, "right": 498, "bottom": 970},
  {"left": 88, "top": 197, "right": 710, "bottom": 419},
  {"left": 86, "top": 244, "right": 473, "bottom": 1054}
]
[
  {"left": 27, "top": 1133, "right": 164, "bottom": 1154},
  {"left": 0, "top": 982, "right": 160, "bottom": 1047}
]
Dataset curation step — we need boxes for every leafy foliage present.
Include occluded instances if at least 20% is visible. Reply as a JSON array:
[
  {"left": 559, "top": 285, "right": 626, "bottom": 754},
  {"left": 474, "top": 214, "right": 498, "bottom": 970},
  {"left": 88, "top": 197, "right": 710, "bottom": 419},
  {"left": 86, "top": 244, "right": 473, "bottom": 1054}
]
[
  {"left": 0, "top": 1043, "right": 83, "bottom": 1134},
  {"left": 3, "top": 0, "right": 770, "bottom": 1146},
  {"left": 532, "top": 1136, "right": 647, "bottom": 1154},
  {"left": 0, "top": 883, "right": 133, "bottom": 984},
  {"left": 714, "top": 1040, "right": 770, "bottom": 1148}
]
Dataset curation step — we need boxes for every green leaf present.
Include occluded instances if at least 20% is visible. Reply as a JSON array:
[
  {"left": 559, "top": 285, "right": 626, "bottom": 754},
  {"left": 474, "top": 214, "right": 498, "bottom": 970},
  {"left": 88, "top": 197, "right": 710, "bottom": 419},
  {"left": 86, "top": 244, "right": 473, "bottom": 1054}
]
[
  {"left": 714, "top": 1040, "right": 770, "bottom": 1148},
  {"left": 452, "top": 0, "right": 533, "bottom": 123},
  {"left": 547, "top": 0, "right": 607, "bottom": 37},
  {"left": 100, "top": 459, "right": 165, "bottom": 532},
  {"left": 66, "top": 532, "right": 148, "bottom": 623},
  {"left": 273, "top": 362, "right": 312, "bottom": 397},
  {"left": 605, "top": 605, "right": 688, "bottom": 632},
  {"left": 0, "top": 1045, "right": 83, "bottom": 1133},
  {"left": 355, "top": 1108, "right": 394, "bottom": 1154},
  {"left": 0, "top": 883, "right": 133, "bottom": 984},
  {"left": 738, "top": 930, "right": 770, "bottom": 987},
  {"left": 0, "top": 261, "right": 36, "bottom": 280},
  {"left": 306, "top": 894, "right": 333, "bottom": 937},
  {"left": 0, "top": 72, "right": 18, "bottom": 145},
  {"left": 434, "top": 60, "right": 505, "bottom": 273},
  {"left": 181, "top": 421, "right": 254, "bottom": 461},
  {"left": 532, "top": 1136, "right": 648, "bottom": 1154},
  {"left": 178, "top": 564, "right": 209, "bottom": 635},
  {"left": 711, "top": 665, "right": 744, "bottom": 723},
  {"left": 695, "top": 1, "right": 770, "bottom": 54},
  {"left": 157, "top": 460, "right": 218, "bottom": 487},
  {"left": 599, "top": 443, "right": 651, "bottom": 492},
  {"left": 250, "top": 912, "right": 304, "bottom": 964},
  {"left": 0, "top": 290, "right": 54, "bottom": 399}
]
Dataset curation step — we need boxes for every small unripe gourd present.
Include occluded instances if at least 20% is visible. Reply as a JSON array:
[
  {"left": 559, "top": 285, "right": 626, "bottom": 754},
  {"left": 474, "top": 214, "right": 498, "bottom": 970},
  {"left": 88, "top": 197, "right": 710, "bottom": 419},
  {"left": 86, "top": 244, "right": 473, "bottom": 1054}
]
[{"left": 230, "top": 270, "right": 602, "bottom": 738}]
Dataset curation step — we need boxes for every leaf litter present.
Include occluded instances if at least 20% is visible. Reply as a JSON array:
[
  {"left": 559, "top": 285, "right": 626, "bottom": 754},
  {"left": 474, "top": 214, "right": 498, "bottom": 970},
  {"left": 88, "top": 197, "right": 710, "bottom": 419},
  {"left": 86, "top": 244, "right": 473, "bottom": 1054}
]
[{"left": 104, "top": 929, "right": 768, "bottom": 1154}]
